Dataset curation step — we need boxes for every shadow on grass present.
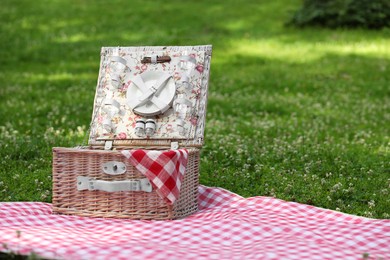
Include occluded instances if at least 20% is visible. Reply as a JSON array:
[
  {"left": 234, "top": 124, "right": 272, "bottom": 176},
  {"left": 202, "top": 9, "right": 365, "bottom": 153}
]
[{"left": 0, "top": 252, "right": 43, "bottom": 260}]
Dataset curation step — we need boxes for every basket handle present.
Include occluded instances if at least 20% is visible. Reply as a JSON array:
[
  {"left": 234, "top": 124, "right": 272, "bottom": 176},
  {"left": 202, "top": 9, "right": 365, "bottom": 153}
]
[{"left": 77, "top": 176, "right": 153, "bottom": 192}]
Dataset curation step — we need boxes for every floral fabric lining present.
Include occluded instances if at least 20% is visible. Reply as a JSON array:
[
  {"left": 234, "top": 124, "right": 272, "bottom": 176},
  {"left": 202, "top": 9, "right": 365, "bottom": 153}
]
[{"left": 89, "top": 46, "right": 212, "bottom": 145}]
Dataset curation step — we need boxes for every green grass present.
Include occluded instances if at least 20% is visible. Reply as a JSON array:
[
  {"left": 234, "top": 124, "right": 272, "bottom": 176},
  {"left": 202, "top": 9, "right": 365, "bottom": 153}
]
[{"left": 0, "top": 0, "right": 389, "bottom": 218}]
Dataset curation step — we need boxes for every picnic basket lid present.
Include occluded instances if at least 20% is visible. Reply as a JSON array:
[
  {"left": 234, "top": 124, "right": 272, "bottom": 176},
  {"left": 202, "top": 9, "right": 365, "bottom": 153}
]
[{"left": 88, "top": 45, "right": 212, "bottom": 148}]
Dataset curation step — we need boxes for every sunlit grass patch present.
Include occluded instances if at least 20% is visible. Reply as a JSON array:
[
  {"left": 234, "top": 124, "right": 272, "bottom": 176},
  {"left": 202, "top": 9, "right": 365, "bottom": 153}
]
[{"left": 227, "top": 37, "right": 390, "bottom": 64}]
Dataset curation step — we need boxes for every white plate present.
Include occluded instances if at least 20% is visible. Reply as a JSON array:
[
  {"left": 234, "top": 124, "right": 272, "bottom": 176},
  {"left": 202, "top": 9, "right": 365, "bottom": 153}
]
[{"left": 126, "top": 71, "right": 176, "bottom": 117}]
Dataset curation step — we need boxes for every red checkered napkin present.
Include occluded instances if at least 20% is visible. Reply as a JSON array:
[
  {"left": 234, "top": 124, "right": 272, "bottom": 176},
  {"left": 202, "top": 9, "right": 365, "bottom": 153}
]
[{"left": 121, "top": 149, "right": 188, "bottom": 204}]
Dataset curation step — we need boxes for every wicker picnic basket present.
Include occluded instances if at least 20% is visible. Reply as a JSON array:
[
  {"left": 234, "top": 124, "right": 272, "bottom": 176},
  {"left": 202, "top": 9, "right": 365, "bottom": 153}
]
[{"left": 52, "top": 45, "right": 212, "bottom": 220}]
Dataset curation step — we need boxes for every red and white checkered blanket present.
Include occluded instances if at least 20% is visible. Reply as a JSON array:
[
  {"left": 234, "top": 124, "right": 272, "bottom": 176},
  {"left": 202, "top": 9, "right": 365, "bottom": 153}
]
[
  {"left": 0, "top": 186, "right": 389, "bottom": 260},
  {"left": 121, "top": 149, "right": 188, "bottom": 204}
]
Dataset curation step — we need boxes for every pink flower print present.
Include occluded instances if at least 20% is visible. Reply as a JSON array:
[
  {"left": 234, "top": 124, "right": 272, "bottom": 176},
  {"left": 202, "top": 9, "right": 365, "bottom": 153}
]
[
  {"left": 173, "top": 72, "right": 181, "bottom": 81},
  {"left": 120, "top": 82, "right": 129, "bottom": 93},
  {"left": 141, "top": 64, "right": 147, "bottom": 71},
  {"left": 166, "top": 124, "right": 173, "bottom": 132},
  {"left": 195, "top": 65, "right": 204, "bottom": 73},
  {"left": 117, "top": 132, "right": 127, "bottom": 139},
  {"left": 190, "top": 117, "right": 198, "bottom": 126},
  {"left": 189, "top": 53, "right": 196, "bottom": 59},
  {"left": 192, "top": 88, "right": 201, "bottom": 99},
  {"left": 134, "top": 115, "right": 142, "bottom": 120},
  {"left": 98, "top": 115, "right": 103, "bottom": 124}
]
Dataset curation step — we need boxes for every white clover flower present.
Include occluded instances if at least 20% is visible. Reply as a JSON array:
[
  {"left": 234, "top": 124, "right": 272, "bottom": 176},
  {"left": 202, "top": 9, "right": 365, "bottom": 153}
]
[
  {"left": 332, "top": 182, "right": 343, "bottom": 192},
  {"left": 363, "top": 211, "right": 373, "bottom": 218}
]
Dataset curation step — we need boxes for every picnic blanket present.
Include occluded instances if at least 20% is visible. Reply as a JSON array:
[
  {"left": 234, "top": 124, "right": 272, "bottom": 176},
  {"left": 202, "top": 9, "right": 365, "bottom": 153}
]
[{"left": 0, "top": 186, "right": 389, "bottom": 260}]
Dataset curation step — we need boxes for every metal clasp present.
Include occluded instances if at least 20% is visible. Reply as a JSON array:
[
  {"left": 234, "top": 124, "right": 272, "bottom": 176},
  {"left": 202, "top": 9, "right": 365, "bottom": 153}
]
[
  {"left": 102, "top": 161, "right": 126, "bottom": 175},
  {"left": 104, "top": 140, "right": 113, "bottom": 150}
]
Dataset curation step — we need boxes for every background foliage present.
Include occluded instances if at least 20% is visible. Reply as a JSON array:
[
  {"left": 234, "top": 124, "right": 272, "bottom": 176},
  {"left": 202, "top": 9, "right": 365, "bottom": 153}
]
[
  {"left": 289, "top": 0, "right": 390, "bottom": 29},
  {"left": 0, "top": 0, "right": 389, "bottom": 218}
]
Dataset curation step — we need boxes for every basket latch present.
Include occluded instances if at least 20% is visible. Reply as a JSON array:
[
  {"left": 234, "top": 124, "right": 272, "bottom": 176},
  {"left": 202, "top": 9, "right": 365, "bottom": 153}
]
[
  {"left": 170, "top": 141, "right": 179, "bottom": 150},
  {"left": 102, "top": 161, "right": 126, "bottom": 175},
  {"left": 77, "top": 176, "right": 153, "bottom": 192},
  {"left": 104, "top": 141, "right": 113, "bottom": 150}
]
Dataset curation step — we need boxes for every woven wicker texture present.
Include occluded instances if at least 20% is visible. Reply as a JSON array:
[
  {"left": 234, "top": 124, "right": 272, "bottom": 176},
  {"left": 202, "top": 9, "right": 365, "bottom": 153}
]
[{"left": 52, "top": 148, "right": 199, "bottom": 220}]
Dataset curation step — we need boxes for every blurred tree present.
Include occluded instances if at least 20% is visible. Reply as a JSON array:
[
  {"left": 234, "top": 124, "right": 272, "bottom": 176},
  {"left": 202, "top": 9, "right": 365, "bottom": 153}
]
[{"left": 288, "top": 0, "right": 390, "bottom": 29}]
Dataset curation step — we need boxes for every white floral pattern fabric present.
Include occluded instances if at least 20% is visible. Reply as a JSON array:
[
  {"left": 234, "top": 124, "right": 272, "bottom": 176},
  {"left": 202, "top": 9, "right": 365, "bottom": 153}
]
[{"left": 89, "top": 46, "right": 212, "bottom": 146}]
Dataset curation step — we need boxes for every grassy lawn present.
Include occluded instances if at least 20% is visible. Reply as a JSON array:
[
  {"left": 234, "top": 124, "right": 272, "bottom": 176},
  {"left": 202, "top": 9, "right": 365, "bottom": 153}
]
[{"left": 0, "top": 0, "right": 389, "bottom": 219}]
